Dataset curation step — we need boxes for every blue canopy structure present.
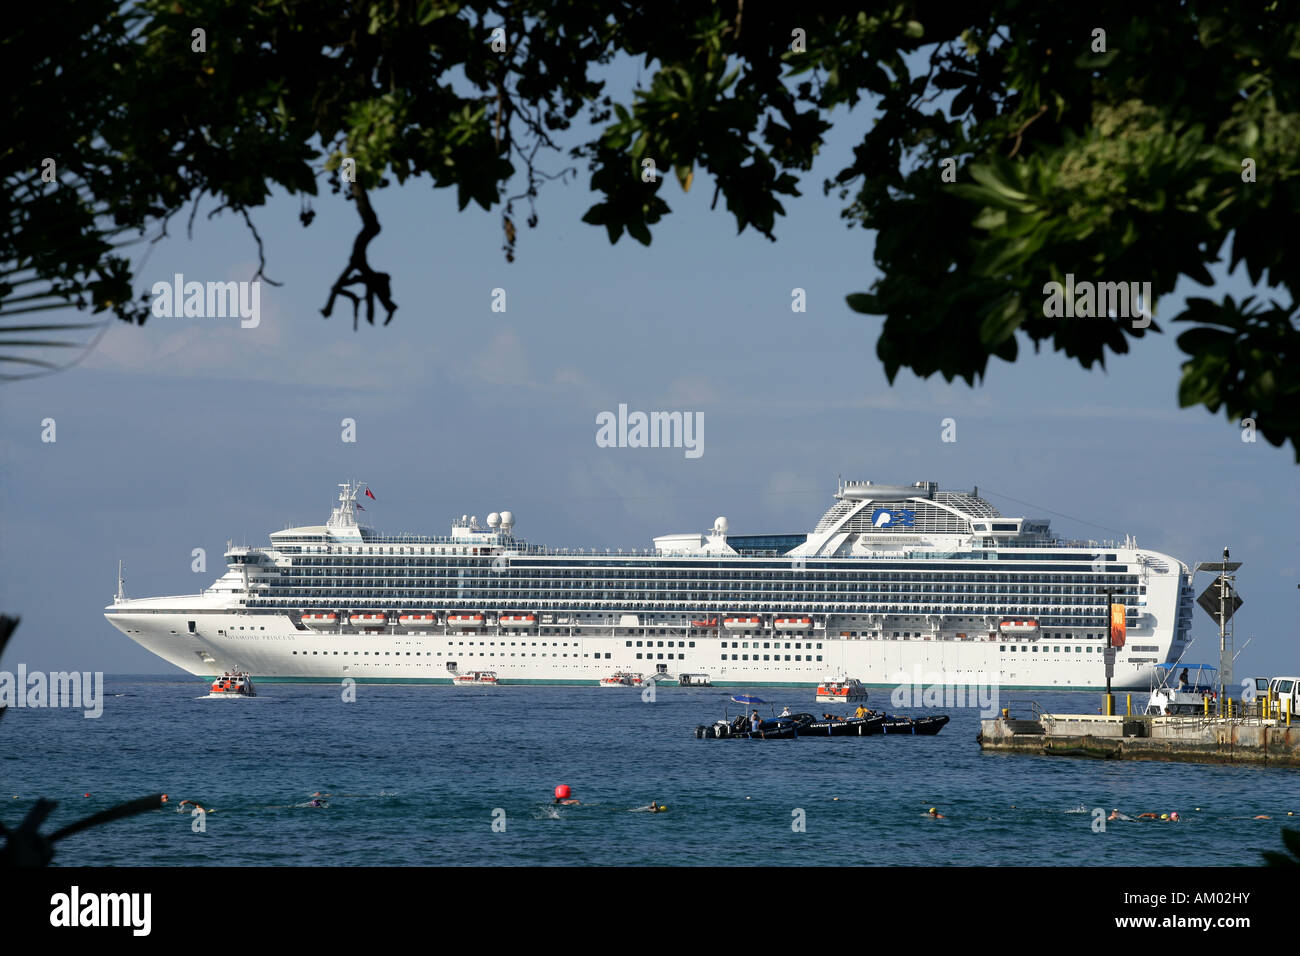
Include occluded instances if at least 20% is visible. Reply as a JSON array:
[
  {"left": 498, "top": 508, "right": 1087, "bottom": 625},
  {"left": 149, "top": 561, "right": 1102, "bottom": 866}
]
[{"left": 730, "top": 694, "right": 766, "bottom": 705}]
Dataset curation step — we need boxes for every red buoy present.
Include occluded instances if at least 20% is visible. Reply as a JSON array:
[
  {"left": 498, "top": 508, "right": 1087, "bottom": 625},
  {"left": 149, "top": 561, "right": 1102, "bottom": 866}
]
[{"left": 554, "top": 784, "right": 571, "bottom": 800}]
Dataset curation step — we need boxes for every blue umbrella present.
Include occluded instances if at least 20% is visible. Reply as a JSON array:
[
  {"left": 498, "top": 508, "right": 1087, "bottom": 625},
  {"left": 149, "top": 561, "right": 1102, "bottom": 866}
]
[{"left": 731, "top": 694, "right": 766, "bottom": 705}]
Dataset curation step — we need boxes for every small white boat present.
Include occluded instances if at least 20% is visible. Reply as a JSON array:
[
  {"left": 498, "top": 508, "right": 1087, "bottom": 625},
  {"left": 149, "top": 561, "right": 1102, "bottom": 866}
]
[
  {"left": 723, "top": 616, "right": 762, "bottom": 630},
  {"left": 599, "top": 671, "right": 644, "bottom": 687},
  {"left": 1144, "top": 663, "right": 1217, "bottom": 715},
  {"left": 301, "top": 612, "right": 337, "bottom": 627},
  {"left": 499, "top": 614, "right": 536, "bottom": 627},
  {"left": 998, "top": 619, "right": 1039, "bottom": 635},
  {"left": 349, "top": 613, "right": 388, "bottom": 625},
  {"left": 447, "top": 613, "right": 485, "bottom": 628},
  {"left": 815, "top": 676, "right": 869, "bottom": 704},
  {"left": 209, "top": 671, "right": 256, "bottom": 697},
  {"left": 452, "top": 671, "right": 500, "bottom": 686}
]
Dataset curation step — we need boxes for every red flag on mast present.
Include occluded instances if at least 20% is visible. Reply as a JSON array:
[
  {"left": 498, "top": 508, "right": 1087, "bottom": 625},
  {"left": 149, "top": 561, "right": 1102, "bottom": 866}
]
[{"left": 365, "top": 488, "right": 376, "bottom": 500}]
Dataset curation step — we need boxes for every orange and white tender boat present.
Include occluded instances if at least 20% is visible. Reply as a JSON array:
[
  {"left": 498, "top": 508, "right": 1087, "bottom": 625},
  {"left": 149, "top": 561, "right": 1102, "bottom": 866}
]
[
  {"left": 447, "top": 613, "right": 486, "bottom": 628},
  {"left": 774, "top": 616, "right": 813, "bottom": 631},
  {"left": 723, "top": 616, "right": 762, "bottom": 630},
  {"left": 209, "top": 670, "right": 257, "bottom": 697},
  {"left": 349, "top": 613, "right": 388, "bottom": 626},
  {"left": 599, "top": 671, "right": 644, "bottom": 688},
  {"left": 815, "top": 676, "right": 869, "bottom": 704},
  {"left": 398, "top": 612, "right": 438, "bottom": 628},
  {"left": 999, "top": 619, "right": 1040, "bottom": 635},
  {"left": 499, "top": 614, "right": 536, "bottom": 627},
  {"left": 301, "top": 613, "right": 338, "bottom": 628},
  {"left": 452, "top": 670, "right": 500, "bottom": 686}
]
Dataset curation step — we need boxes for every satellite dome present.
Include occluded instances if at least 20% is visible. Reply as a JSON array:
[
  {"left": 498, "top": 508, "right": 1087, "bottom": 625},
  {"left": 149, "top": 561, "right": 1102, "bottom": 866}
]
[
  {"left": 500, "top": 510, "right": 515, "bottom": 530},
  {"left": 487, "top": 512, "right": 501, "bottom": 528},
  {"left": 713, "top": 516, "right": 729, "bottom": 535}
]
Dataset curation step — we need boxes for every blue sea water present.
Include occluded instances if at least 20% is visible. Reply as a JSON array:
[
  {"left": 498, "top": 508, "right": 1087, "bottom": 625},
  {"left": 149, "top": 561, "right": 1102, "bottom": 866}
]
[{"left": 2, "top": 676, "right": 1295, "bottom": 866}]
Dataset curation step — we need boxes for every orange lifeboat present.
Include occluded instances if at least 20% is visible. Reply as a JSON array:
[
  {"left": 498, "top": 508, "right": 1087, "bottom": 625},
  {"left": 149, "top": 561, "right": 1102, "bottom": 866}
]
[
  {"left": 398, "top": 613, "right": 437, "bottom": 626},
  {"left": 447, "top": 614, "right": 485, "bottom": 628},
  {"left": 774, "top": 616, "right": 812, "bottom": 630}
]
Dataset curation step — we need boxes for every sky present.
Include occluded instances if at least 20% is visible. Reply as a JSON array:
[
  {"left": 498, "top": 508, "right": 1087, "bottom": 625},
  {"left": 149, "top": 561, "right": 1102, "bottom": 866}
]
[{"left": 1, "top": 54, "right": 1296, "bottom": 680}]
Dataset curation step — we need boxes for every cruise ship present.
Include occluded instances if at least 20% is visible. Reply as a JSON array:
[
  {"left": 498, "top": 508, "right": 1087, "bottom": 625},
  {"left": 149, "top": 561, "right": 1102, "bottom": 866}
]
[{"left": 105, "top": 480, "right": 1194, "bottom": 689}]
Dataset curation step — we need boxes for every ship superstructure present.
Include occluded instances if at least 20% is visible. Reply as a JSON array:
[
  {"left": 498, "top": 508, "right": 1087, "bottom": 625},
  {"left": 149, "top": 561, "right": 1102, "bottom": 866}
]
[{"left": 105, "top": 480, "right": 1194, "bottom": 688}]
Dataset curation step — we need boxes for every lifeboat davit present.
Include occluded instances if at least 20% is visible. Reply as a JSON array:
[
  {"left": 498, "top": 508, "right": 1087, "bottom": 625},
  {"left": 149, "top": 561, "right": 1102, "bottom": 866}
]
[
  {"left": 447, "top": 614, "right": 485, "bottom": 627},
  {"left": 499, "top": 614, "right": 536, "bottom": 626},
  {"left": 349, "top": 613, "right": 388, "bottom": 625},
  {"left": 999, "top": 620, "right": 1039, "bottom": 635},
  {"left": 774, "top": 616, "right": 813, "bottom": 630},
  {"left": 723, "top": 616, "right": 762, "bottom": 630}
]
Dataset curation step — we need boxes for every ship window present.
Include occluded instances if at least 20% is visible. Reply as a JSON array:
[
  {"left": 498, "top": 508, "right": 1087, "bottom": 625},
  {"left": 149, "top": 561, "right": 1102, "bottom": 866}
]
[
  {"left": 689, "top": 641, "right": 695, "bottom": 648},
  {"left": 720, "top": 654, "right": 727, "bottom": 660},
  {"left": 784, "top": 655, "right": 791, "bottom": 661},
  {"left": 636, "top": 641, "right": 642, "bottom": 647},
  {"left": 742, "top": 655, "right": 749, "bottom": 661},
  {"left": 731, "top": 655, "right": 738, "bottom": 660},
  {"left": 625, "top": 641, "right": 632, "bottom": 647},
  {"left": 795, "top": 655, "right": 801, "bottom": 661},
  {"left": 815, "top": 656, "right": 822, "bottom": 662},
  {"left": 636, "top": 653, "right": 642, "bottom": 659},
  {"left": 763, "top": 655, "right": 769, "bottom": 661},
  {"left": 816, "top": 643, "right": 822, "bottom": 649},
  {"left": 1076, "top": 647, "right": 1082, "bottom": 653}
]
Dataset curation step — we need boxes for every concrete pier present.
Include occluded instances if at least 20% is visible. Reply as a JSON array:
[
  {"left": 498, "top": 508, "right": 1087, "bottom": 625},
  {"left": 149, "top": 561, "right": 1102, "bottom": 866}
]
[{"left": 977, "top": 713, "right": 1300, "bottom": 767}]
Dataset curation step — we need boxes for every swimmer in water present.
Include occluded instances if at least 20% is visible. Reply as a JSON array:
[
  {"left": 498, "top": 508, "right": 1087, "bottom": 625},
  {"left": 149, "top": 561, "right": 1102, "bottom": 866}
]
[
  {"left": 308, "top": 799, "right": 323, "bottom": 807},
  {"left": 554, "top": 795, "right": 581, "bottom": 806},
  {"left": 1108, "top": 809, "right": 1135, "bottom": 822},
  {"left": 927, "top": 807, "right": 944, "bottom": 819}
]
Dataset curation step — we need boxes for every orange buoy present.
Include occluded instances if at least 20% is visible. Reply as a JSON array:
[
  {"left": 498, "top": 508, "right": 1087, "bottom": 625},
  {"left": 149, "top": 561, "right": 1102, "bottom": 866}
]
[{"left": 554, "top": 784, "right": 571, "bottom": 800}]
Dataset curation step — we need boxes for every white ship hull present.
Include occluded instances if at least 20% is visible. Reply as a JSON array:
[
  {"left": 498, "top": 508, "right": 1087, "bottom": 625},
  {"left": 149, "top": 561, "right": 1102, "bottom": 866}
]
[
  {"left": 106, "top": 478, "right": 1194, "bottom": 691},
  {"left": 109, "top": 610, "right": 1170, "bottom": 689}
]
